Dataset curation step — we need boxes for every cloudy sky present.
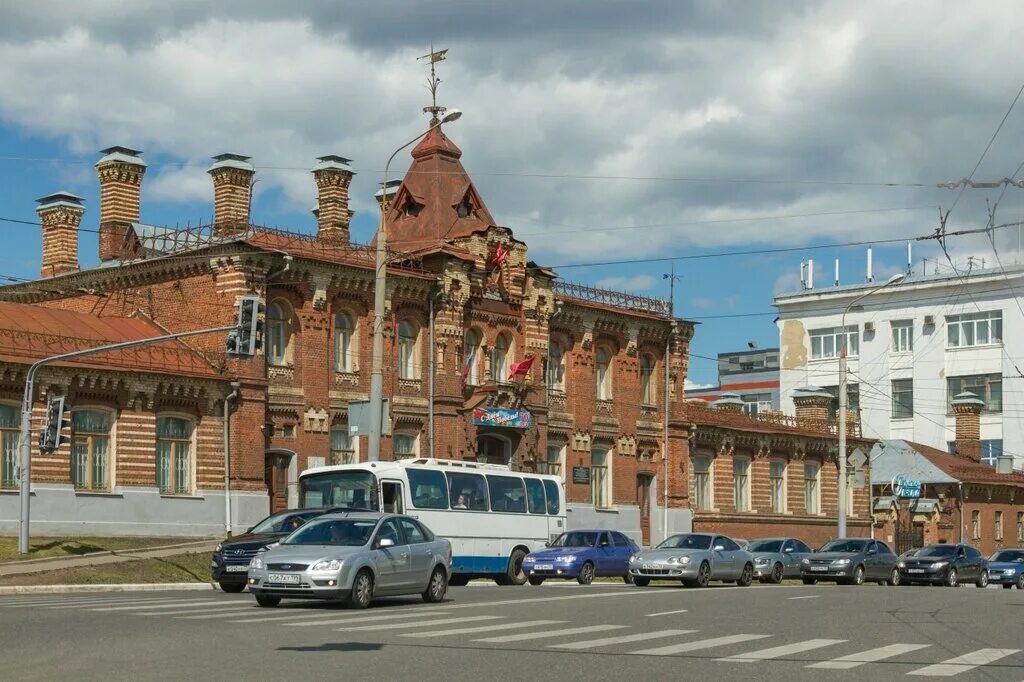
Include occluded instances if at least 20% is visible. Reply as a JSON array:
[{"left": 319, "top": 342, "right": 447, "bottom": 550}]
[{"left": 1, "top": 0, "right": 1022, "bottom": 385}]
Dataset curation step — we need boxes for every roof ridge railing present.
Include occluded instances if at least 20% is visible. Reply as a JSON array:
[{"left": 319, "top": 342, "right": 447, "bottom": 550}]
[{"left": 552, "top": 280, "right": 671, "bottom": 316}]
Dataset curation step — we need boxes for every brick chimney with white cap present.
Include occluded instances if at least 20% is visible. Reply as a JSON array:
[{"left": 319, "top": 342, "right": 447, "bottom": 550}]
[
  {"left": 208, "top": 153, "right": 254, "bottom": 235},
  {"left": 312, "top": 155, "right": 354, "bottom": 243},
  {"left": 36, "top": 191, "right": 84, "bottom": 277},
  {"left": 95, "top": 146, "right": 146, "bottom": 261}
]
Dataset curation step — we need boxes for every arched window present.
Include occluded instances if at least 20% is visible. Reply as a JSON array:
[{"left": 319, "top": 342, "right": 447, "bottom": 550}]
[
  {"left": 640, "top": 353, "right": 655, "bottom": 405},
  {"left": 595, "top": 347, "right": 612, "bottom": 400},
  {"left": 156, "top": 416, "right": 193, "bottom": 495},
  {"left": 548, "top": 339, "right": 565, "bottom": 391},
  {"left": 335, "top": 313, "right": 355, "bottom": 372},
  {"left": 71, "top": 409, "right": 112, "bottom": 492},
  {"left": 398, "top": 320, "right": 419, "bottom": 379},
  {"left": 267, "top": 300, "right": 293, "bottom": 367},
  {"left": 463, "top": 329, "right": 481, "bottom": 386},
  {"left": 492, "top": 332, "right": 513, "bottom": 383}
]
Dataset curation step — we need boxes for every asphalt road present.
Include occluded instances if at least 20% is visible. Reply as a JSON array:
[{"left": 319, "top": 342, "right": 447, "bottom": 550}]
[{"left": 3, "top": 580, "right": 1023, "bottom": 681}]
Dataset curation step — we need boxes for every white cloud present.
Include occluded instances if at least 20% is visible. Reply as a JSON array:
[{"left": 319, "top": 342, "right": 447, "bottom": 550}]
[
  {"left": 685, "top": 379, "right": 715, "bottom": 391},
  {"left": 594, "top": 274, "right": 657, "bottom": 292}
]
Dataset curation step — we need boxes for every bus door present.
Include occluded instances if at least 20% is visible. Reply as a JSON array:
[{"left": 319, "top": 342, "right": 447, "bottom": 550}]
[{"left": 381, "top": 479, "right": 405, "bottom": 514}]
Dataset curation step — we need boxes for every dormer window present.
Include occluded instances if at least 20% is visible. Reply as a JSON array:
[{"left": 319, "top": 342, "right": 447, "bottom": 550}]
[
  {"left": 457, "top": 194, "right": 473, "bottom": 218},
  {"left": 403, "top": 196, "right": 421, "bottom": 217}
]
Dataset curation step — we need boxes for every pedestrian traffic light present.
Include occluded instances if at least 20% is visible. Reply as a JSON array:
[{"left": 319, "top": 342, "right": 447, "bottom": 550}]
[
  {"left": 227, "top": 295, "right": 264, "bottom": 357},
  {"left": 39, "top": 395, "right": 70, "bottom": 454}
]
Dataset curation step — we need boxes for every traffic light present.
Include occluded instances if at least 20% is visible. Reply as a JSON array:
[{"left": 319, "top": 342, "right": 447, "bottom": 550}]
[
  {"left": 227, "top": 295, "right": 264, "bottom": 357},
  {"left": 40, "top": 395, "right": 70, "bottom": 454}
]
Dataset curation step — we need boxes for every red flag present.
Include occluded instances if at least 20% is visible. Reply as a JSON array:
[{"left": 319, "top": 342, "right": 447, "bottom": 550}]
[
  {"left": 491, "top": 243, "right": 508, "bottom": 268},
  {"left": 508, "top": 354, "right": 536, "bottom": 380},
  {"left": 462, "top": 352, "right": 474, "bottom": 382}
]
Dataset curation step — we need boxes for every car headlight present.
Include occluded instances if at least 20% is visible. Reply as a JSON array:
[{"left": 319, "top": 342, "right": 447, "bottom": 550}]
[
  {"left": 555, "top": 555, "right": 578, "bottom": 563},
  {"left": 832, "top": 558, "right": 851, "bottom": 566},
  {"left": 523, "top": 556, "right": 535, "bottom": 563},
  {"left": 311, "top": 559, "right": 343, "bottom": 572},
  {"left": 668, "top": 556, "right": 691, "bottom": 565},
  {"left": 754, "top": 557, "right": 769, "bottom": 565},
  {"left": 898, "top": 561, "right": 905, "bottom": 568},
  {"left": 629, "top": 554, "right": 639, "bottom": 563},
  {"left": 801, "top": 558, "right": 810, "bottom": 565},
  {"left": 1005, "top": 569, "right": 1017, "bottom": 575},
  {"left": 931, "top": 561, "right": 948, "bottom": 569},
  {"left": 249, "top": 556, "right": 264, "bottom": 570},
  {"left": 214, "top": 543, "right": 223, "bottom": 554}
]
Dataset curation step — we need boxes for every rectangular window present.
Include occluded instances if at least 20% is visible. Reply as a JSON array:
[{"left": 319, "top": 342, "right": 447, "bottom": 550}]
[
  {"left": 446, "top": 471, "right": 489, "bottom": 511},
  {"left": 995, "top": 511, "right": 1004, "bottom": 541},
  {"left": 732, "top": 458, "right": 750, "bottom": 512},
  {"left": 947, "top": 310, "right": 1002, "bottom": 348},
  {"left": 330, "top": 428, "right": 355, "bottom": 465},
  {"left": 809, "top": 326, "right": 858, "bottom": 360},
  {"left": 740, "top": 393, "right": 772, "bottom": 416},
  {"left": 693, "top": 456, "right": 711, "bottom": 511},
  {"left": 524, "top": 478, "right": 547, "bottom": 515},
  {"left": 1018, "top": 512, "right": 1024, "bottom": 543},
  {"left": 804, "top": 462, "right": 819, "bottom": 514},
  {"left": 71, "top": 410, "right": 111, "bottom": 492},
  {"left": 591, "top": 448, "right": 611, "bottom": 509},
  {"left": 822, "top": 384, "right": 860, "bottom": 420},
  {"left": 947, "top": 374, "right": 1002, "bottom": 413},
  {"left": 393, "top": 434, "right": 416, "bottom": 457},
  {"left": 891, "top": 320, "right": 913, "bottom": 353},
  {"left": 408, "top": 469, "right": 448, "bottom": 509},
  {"left": 540, "top": 444, "right": 564, "bottom": 479},
  {"left": 156, "top": 416, "right": 192, "bottom": 495},
  {"left": 769, "top": 460, "right": 786, "bottom": 513},
  {"left": 0, "top": 404, "right": 18, "bottom": 489},
  {"left": 891, "top": 379, "right": 913, "bottom": 419},
  {"left": 487, "top": 475, "right": 527, "bottom": 513},
  {"left": 981, "top": 439, "right": 1003, "bottom": 467},
  {"left": 543, "top": 479, "right": 561, "bottom": 515},
  {"left": 972, "top": 510, "right": 981, "bottom": 540}
]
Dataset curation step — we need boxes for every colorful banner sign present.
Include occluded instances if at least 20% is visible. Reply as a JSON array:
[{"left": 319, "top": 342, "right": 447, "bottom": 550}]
[
  {"left": 892, "top": 474, "right": 922, "bottom": 499},
  {"left": 472, "top": 407, "right": 533, "bottom": 429}
]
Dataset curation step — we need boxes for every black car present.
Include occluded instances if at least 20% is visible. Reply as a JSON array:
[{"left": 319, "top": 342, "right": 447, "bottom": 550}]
[
  {"left": 211, "top": 508, "right": 332, "bottom": 592},
  {"left": 898, "top": 543, "right": 989, "bottom": 587}
]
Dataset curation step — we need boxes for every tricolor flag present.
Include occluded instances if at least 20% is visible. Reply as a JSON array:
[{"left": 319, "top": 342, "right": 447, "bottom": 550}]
[
  {"left": 462, "top": 352, "right": 474, "bottom": 382},
  {"left": 491, "top": 243, "right": 508, "bottom": 268},
  {"left": 508, "top": 354, "right": 536, "bottom": 380}
]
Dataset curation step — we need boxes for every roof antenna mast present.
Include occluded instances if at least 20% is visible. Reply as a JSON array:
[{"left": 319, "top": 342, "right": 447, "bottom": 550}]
[{"left": 418, "top": 43, "right": 449, "bottom": 125}]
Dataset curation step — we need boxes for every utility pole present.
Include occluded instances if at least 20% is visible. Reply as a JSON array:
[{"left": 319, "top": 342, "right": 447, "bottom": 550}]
[{"left": 662, "top": 264, "right": 679, "bottom": 542}]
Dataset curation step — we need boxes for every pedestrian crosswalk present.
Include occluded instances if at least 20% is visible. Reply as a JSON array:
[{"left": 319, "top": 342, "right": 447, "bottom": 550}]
[{"left": 1, "top": 593, "right": 1021, "bottom": 676}]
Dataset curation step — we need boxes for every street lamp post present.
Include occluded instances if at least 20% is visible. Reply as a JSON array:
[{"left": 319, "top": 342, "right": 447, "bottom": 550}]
[
  {"left": 837, "top": 272, "right": 905, "bottom": 537},
  {"left": 367, "top": 110, "right": 462, "bottom": 462}
]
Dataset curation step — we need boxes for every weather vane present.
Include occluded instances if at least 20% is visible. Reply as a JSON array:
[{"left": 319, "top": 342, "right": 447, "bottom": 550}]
[{"left": 418, "top": 44, "right": 449, "bottom": 125}]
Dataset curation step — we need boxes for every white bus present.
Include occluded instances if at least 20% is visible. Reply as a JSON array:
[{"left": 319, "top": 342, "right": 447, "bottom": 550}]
[{"left": 297, "top": 458, "right": 566, "bottom": 585}]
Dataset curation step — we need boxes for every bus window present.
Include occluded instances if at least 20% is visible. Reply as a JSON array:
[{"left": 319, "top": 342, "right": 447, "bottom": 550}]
[
  {"left": 487, "top": 475, "right": 527, "bottom": 513},
  {"left": 543, "top": 479, "right": 560, "bottom": 515},
  {"left": 408, "top": 469, "right": 449, "bottom": 509},
  {"left": 524, "top": 478, "right": 546, "bottom": 514},
  {"left": 446, "top": 472, "right": 489, "bottom": 511},
  {"left": 299, "top": 469, "right": 378, "bottom": 510},
  {"left": 381, "top": 480, "right": 404, "bottom": 513}
]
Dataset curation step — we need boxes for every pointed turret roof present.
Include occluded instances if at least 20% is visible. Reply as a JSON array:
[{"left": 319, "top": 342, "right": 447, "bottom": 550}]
[{"left": 381, "top": 125, "right": 496, "bottom": 253}]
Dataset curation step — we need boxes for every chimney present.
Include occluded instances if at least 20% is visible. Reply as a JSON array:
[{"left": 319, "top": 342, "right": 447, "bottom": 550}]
[
  {"left": 36, "top": 192, "right": 84, "bottom": 277},
  {"left": 208, "top": 153, "right": 254, "bottom": 235},
  {"left": 713, "top": 392, "right": 745, "bottom": 414},
  {"left": 951, "top": 391, "right": 984, "bottom": 462},
  {"left": 312, "top": 155, "right": 354, "bottom": 243},
  {"left": 95, "top": 146, "right": 146, "bottom": 261},
  {"left": 792, "top": 386, "right": 833, "bottom": 426},
  {"left": 375, "top": 180, "right": 402, "bottom": 217}
]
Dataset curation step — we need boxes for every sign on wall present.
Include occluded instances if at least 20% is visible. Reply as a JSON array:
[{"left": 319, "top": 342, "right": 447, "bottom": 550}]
[
  {"left": 472, "top": 407, "right": 533, "bottom": 429},
  {"left": 892, "top": 474, "right": 922, "bottom": 499},
  {"left": 572, "top": 466, "right": 591, "bottom": 485}
]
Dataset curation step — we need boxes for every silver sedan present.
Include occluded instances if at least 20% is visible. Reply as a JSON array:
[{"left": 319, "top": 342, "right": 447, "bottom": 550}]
[
  {"left": 746, "top": 537, "right": 814, "bottom": 583},
  {"left": 246, "top": 512, "right": 452, "bottom": 609},
  {"left": 628, "top": 533, "right": 754, "bottom": 588}
]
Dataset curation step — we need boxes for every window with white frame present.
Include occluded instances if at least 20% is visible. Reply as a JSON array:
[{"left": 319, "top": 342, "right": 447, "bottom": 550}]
[
  {"left": 972, "top": 510, "right": 981, "bottom": 540},
  {"left": 891, "top": 320, "right": 913, "bottom": 353},
  {"left": 769, "top": 459, "right": 786, "bottom": 513},
  {"left": 996, "top": 511, "right": 1004, "bottom": 541},
  {"left": 733, "top": 457, "right": 750, "bottom": 512},
  {"left": 640, "top": 353, "right": 656, "bottom": 406},
  {"left": 891, "top": 379, "right": 913, "bottom": 419},
  {"left": 947, "top": 310, "right": 1002, "bottom": 348},
  {"left": 0, "top": 404, "right": 18, "bottom": 489},
  {"left": 804, "top": 462, "right": 820, "bottom": 514},
  {"left": 397, "top": 320, "right": 419, "bottom": 380},
  {"left": 72, "top": 409, "right": 112, "bottom": 492},
  {"left": 266, "top": 300, "right": 293, "bottom": 366},
  {"left": 947, "top": 374, "right": 1002, "bottom": 413},
  {"left": 463, "top": 329, "right": 481, "bottom": 386},
  {"left": 809, "top": 326, "right": 858, "bottom": 360},
  {"left": 741, "top": 393, "right": 773, "bottom": 416},
  {"left": 393, "top": 433, "right": 418, "bottom": 458},
  {"left": 595, "top": 346, "right": 613, "bottom": 400},
  {"left": 591, "top": 447, "right": 612, "bottom": 509},
  {"left": 330, "top": 428, "right": 356, "bottom": 464},
  {"left": 540, "top": 443, "right": 565, "bottom": 479},
  {"left": 334, "top": 313, "right": 355, "bottom": 372},
  {"left": 491, "top": 332, "right": 513, "bottom": 383},
  {"left": 693, "top": 456, "right": 712, "bottom": 511},
  {"left": 1018, "top": 512, "right": 1024, "bottom": 542},
  {"left": 547, "top": 339, "right": 566, "bottom": 391},
  {"left": 156, "top": 416, "right": 193, "bottom": 495}
]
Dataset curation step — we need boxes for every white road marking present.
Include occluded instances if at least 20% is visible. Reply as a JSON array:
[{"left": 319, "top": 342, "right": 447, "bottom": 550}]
[
  {"left": 787, "top": 595, "right": 819, "bottom": 600},
  {"left": 230, "top": 606, "right": 449, "bottom": 624},
  {"left": 719, "top": 638, "right": 846, "bottom": 662},
  {"left": 808, "top": 643, "right": 931, "bottom": 670},
  {"left": 337, "top": 615, "right": 501, "bottom": 632},
  {"left": 646, "top": 609, "right": 689, "bottom": 617},
  {"left": 172, "top": 608, "right": 267, "bottom": 619},
  {"left": 402, "top": 620, "right": 563, "bottom": 638},
  {"left": 129, "top": 605, "right": 254, "bottom": 617},
  {"left": 282, "top": 609, "right": 453, "bottom": 627},
  {"left": 88, "top": 600, "right": 226, "bottom": 612},
  {"left": 474, "top": 624, "right": 626, "bottom": 643},
  {"left": 5, "top": 597, "right": 180, "bottom": 608},
  {"left": 630, "top": 634, "right": 771, "bottom": 656},
  {"left": 907, "top": 648, "right": 1022, "bottom": 677},
  {"left": 550, "top": 629, "right": 697, "bottom": 650}
]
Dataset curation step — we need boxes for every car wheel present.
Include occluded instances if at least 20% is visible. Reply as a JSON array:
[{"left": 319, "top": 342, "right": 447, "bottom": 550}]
[
  {"left": 852, "top": 565, "right": 865, "bottom": 586},
  {"left": 946, "top": 569, "right": 958, "bottom": 587},
  {"left": 219, "top": 582, "right": 246, "bottom": 594},
  {"left": 255, "top": 594, "right": 280, "bottom": 608},
  {"left": 802, "top": 577, "right": 817, "bottom": 585},
  {"left": 737, "top": 563, "right": 754, "bottom": 587},
  {"left": 695, "top": 561, "right": 711, "bottom": 588},
  {"left": 505, "top": 549, "right": 528, "bottom": 586},
  {"left": 771, "top": 563, "right": 784, "bottom": 584},
  {"left": 422, "top": 567, "right": 448, "bottom": 603},
  {"left": 887, "top": 568, "right": 900, "bottom": 587},
  {"left": 577, "top": 562, "right": 595, "bottom": 585},
  {"left": 348, "top": 569, "right": 374, "bottom": 609},
  {"left": 623, "top": 572, "right": 634, "bottom": 585},
  {"left": 1017, "top": 574, "right": 1024, "bottom": 590},
  {"left": 527, "top": 576, "right": 545, "bottom": 586},
  {"left": 634, "top": 577, "right": 650, "bottom": 587},
  {"left": 448, "top": 574, "right": 469, "bottom": 587},
  {"left": 976, "top": 571, "right": 989, "bottom": 589}
]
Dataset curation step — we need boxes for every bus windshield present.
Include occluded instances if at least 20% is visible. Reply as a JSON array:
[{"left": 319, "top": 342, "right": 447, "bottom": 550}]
[{"left": 300, "top": 470, "right": 379, "bottom": 511}]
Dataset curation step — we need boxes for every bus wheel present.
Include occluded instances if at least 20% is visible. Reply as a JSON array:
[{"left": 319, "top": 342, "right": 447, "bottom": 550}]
[{"left": 505, "top": 548, "right": 528, "bottom": 586}]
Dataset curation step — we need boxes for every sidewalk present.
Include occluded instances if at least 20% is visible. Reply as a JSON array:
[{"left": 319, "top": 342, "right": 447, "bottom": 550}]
[{"left": 0, "top": 540, "right": 217, "bottom": 577}]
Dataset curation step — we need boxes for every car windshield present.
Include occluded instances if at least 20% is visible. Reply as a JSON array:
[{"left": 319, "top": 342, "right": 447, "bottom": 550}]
[
  {"left": 656, "top": 534, "right": 712, "bottom": 550},
  {"left": 990, "top": 550, "right": 1024, "bottom": 562},
  {"left": 248, "top": 511, "right": 312, "bottom": 534},
  {"left": 820, "top": 539, "right": 868, "bottom": 553},
  {"left": 549, "top": 531, "right": 599, "bottom": 548},
  {"left": 746, "top": 540, "right": 783, "bottom": 553},
  {"left": 281, "top": 518, "right": 377, "bottom": 546},
  {"left": 914, "top": 545, "right": 957, "bottom": 558}
]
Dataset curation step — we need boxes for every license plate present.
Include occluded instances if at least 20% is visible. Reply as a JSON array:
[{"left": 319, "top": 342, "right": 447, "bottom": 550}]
[
  {"left": 642, "top": 563, "right": 657, "bottom": 570},
  {"left": 267, "top": 573, "right": 300, "bottom": 584},
  {"left": 908, "top": 569, "right": 924, "bottom": 574},
  {"left": 810, "top": 566, "right": 828, "bottom": 572},
  {"left": 534, "top": 564, "right": 553, "bottom": 570},
  {"left": 225, "top": 565, "right": 249, "bottom": 573}
]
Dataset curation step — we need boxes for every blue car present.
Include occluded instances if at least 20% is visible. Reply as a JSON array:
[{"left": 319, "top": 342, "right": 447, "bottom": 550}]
[
  {"left": 987, "top": 548, "right": 1024, "bottom": 589},
  {"left": 523, "top": 529, "right": 639, "bottom": 585}
]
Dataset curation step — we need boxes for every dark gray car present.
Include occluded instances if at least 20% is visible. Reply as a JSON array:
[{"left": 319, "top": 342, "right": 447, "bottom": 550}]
[
  {"left": 800, "top": 538, "right": 899, "bottom": 586},
  {"left": 746, "top": 537, "right": 814, "bottom": 583}
]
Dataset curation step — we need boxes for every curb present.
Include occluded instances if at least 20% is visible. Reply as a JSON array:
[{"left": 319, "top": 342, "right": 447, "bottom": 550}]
[
  {"left": 0, "top": 541, "right": 218, "bottom": 569},
  {"left": 0, "top": 582, "right": 220, "bottom": 595}
]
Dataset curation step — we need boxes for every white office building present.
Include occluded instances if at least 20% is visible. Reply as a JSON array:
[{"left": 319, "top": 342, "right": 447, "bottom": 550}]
[{"left": 774, "top": 259, "right": 1024, "bottom": 471}]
